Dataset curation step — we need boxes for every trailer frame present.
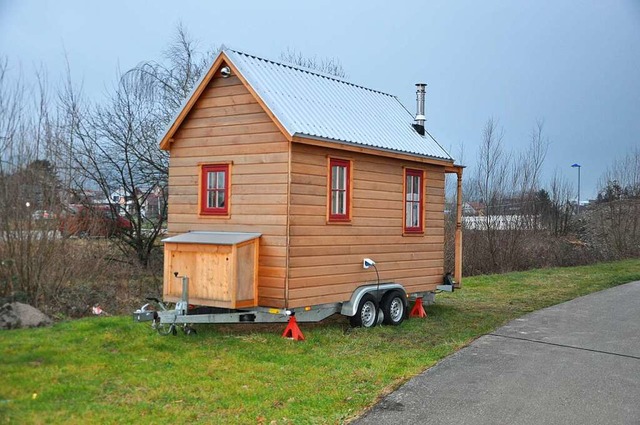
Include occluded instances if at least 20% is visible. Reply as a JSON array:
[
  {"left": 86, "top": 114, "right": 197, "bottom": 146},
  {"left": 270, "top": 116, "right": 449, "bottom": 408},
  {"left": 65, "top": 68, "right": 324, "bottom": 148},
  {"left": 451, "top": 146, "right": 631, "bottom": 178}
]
[{"left": 133, "top": 273, "right": 452, "bottom": 335}]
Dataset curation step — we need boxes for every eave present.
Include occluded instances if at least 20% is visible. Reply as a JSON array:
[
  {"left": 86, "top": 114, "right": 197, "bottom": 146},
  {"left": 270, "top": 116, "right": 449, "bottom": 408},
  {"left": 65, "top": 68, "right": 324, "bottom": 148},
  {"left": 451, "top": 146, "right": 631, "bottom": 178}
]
[{"left": 291, "top": 134, "right": 456, "bottom": 168}]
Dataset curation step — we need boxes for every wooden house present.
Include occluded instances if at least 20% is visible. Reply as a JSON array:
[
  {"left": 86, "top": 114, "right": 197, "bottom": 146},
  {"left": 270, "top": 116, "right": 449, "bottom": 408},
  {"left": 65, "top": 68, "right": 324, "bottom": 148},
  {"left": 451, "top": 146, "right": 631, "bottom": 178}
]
[{"left": 159, "top": 49, "right": 463, "bottom": 312}]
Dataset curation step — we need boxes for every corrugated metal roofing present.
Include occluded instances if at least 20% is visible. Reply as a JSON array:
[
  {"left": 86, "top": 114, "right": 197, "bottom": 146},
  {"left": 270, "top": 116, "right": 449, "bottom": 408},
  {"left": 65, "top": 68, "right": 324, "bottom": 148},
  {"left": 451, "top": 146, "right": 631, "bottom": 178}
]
[
  {"left": 224, "top": 49, "right": 453, "bottom": 162},
  {"left": 162, "top": 231, "right": 261, "bottom": 245}
]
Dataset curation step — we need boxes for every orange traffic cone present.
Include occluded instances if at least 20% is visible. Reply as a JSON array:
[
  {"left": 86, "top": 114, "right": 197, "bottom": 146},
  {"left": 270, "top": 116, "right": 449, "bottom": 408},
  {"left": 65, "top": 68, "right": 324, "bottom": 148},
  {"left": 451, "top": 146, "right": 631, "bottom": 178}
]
[
  {"left": 409, "top": 297, "right": 427, "bottom": 318},
  {"left": 282, "top": 315, "right": 305, "bottom": 341}
]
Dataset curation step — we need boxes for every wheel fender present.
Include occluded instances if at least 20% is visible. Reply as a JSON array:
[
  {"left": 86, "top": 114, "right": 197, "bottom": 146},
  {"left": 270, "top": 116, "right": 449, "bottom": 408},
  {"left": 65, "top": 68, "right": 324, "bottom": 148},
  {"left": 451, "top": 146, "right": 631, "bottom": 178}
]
[
  {"left": 340, "top": 283, "right": 406, "bottom": 317},
  {"left": 381, "top": 288, "right": 408, "bottom": 309}
]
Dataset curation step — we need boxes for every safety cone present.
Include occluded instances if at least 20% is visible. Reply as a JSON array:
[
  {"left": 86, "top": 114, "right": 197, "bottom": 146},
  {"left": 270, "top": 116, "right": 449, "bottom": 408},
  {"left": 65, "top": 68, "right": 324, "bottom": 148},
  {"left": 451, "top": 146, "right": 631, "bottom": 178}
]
[
  {"left": 282, "top": 315, "right": 305, "bottom": 341},
  {"left": 409, "top": 297, "right": 427, "bottom": 318}
]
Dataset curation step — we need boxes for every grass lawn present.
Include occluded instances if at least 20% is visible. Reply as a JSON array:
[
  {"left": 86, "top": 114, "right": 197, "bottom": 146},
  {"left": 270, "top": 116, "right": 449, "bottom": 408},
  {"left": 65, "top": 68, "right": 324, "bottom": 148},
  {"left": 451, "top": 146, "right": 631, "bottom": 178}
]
[{"left": 2, "top": 259, "right": 640, "bottom": 424}]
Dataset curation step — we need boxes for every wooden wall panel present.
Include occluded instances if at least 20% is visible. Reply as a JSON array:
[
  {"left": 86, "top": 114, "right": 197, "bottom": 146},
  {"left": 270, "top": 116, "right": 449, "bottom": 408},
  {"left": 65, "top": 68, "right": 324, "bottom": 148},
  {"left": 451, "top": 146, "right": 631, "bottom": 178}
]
[
  {"left": 286, "top": 143, "right": 447, "bottom": 308},
  {"left": 167, "top": 72, "right": 288, "bottom": 307}
]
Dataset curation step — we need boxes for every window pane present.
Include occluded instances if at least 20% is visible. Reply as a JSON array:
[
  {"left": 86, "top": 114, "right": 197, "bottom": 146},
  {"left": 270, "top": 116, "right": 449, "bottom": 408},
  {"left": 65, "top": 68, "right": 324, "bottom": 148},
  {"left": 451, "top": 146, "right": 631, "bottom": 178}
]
[
  {"left": 217, "top": 171, "right": 225, "bottom": 189},
  {"left": 338, "top": 190, "right": 345, "bottom": 214},
  {"left": 217, "top": 190, "right": 225, "bottom": 208},
  {"left": 332, "top": 165, "right": 346, "bottom": 191},
  {"left": 208, "top": 172, "right": 216, "bottom": 190},
  {"left": 208, "top": 191, "right": 216, "bottom": 208},
  {"left": 331, "top": 191, "right": 339, "bottom": 214}
]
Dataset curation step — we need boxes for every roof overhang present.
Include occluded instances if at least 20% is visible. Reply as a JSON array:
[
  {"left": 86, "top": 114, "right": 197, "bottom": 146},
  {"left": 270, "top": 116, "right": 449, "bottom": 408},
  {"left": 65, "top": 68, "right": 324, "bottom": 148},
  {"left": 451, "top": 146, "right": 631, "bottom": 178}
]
[
  {"left": 291, "top": 134, "right": 456, "bottom": 167},
  {"left": 445, "top": 164, "right": 465, "bottom": 174}
]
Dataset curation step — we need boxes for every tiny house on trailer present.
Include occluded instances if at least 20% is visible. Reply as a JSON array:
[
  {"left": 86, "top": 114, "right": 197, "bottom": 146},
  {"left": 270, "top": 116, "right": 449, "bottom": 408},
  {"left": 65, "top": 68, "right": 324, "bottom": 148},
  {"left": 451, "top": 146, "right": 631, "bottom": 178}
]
[{"left": 151, "top": 48, "right": 464, "bottom": 333}]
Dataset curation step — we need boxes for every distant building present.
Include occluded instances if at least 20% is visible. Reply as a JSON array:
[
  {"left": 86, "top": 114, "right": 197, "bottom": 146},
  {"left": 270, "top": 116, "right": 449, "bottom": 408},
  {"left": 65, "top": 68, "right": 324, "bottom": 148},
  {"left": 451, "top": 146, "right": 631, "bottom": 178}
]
[
  {"left": 463, "top": 201, "right": 485, "bottom": 216},
  {"left": 110, "top": 186, "right": 166, "bottom": 219}
]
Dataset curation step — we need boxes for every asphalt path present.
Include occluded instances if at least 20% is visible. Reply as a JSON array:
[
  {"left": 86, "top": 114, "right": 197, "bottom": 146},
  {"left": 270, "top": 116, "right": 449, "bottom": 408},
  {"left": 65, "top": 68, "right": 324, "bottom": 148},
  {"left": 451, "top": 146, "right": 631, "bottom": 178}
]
[{"left": 354, "top": 281, "right": 640, "bottom": 425}]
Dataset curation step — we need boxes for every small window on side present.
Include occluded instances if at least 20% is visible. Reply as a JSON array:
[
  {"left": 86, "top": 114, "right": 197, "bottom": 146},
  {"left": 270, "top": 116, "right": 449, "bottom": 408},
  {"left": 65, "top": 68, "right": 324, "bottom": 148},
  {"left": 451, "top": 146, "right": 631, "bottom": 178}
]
[
  {"left": 200, "top": 164, "right": 229, "bottom": 216},
  {"left": 328, "top": 158, "right": 351, "bottom": 222},
  {"left": 404, "top": 168, "right": 424, "bottom": 233}
]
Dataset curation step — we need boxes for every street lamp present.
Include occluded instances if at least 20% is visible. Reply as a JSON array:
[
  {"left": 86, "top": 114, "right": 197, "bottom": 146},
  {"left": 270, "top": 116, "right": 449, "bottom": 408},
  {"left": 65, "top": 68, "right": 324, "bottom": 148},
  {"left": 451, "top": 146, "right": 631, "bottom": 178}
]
[{"left": 571, "top": 163, "right": 581, "bottom": 214}]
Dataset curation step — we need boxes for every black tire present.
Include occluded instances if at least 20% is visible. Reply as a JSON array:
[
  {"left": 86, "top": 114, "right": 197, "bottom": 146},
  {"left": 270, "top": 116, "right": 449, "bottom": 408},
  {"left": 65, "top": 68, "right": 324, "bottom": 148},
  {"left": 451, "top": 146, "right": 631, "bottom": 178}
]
[
  {"left": 381, "top": 291, "right": 407, "bottom": 326},
  {"left": 349, "top": 293, "right": 378, "bottom": 328}
]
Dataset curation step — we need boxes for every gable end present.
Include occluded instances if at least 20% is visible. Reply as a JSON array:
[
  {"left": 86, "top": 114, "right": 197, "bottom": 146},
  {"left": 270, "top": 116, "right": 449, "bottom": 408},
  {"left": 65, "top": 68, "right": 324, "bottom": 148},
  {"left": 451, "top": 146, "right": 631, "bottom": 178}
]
[{"left": 159, "top": 52, "right": 292, "bottom": 150}]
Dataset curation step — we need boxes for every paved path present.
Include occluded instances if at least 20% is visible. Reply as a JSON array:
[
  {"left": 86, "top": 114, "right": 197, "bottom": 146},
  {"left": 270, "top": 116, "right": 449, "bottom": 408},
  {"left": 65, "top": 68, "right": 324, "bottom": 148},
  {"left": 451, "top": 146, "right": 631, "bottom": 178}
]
[{"left": 354, "top": 281, "right": 640, "bottom": 425}]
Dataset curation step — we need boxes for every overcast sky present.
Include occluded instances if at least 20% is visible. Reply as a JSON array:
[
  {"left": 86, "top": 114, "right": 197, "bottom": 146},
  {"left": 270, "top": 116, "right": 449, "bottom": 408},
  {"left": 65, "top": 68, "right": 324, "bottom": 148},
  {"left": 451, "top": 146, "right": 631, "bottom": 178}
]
[{"left": 1, "top": 0, "right": 639, "bottom": 199}]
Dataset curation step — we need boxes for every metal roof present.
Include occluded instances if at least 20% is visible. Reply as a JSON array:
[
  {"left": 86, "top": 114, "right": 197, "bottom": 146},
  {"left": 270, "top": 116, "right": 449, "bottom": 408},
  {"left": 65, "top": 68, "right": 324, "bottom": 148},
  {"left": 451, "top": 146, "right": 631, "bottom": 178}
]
[
  {"left": 162, "top": 231, "right": 261, "bottom": 245},
  {"left": 224, "top": 49, "right": 454, "bottom": 161}
]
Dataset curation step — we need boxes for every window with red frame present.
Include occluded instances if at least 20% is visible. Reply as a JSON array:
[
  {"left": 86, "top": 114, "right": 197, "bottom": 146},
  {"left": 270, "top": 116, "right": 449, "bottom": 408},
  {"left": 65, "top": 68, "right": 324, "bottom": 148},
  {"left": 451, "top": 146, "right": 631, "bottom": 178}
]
[
  {"left": 329, "top": 158, "right": 351, "bottom": 221},
  {"left": 200, "top": 164, "right": 229, "bottom": 215},
  {"left": 404, "top": 168, "right": 424, "bottom": 233}
]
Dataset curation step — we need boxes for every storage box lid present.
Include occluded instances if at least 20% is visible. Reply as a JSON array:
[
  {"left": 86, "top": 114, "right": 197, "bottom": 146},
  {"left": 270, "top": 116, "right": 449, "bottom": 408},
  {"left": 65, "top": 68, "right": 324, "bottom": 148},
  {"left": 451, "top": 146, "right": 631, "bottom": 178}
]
[{"left": 162, "top": 231, "right": 261, "bottom": 246}]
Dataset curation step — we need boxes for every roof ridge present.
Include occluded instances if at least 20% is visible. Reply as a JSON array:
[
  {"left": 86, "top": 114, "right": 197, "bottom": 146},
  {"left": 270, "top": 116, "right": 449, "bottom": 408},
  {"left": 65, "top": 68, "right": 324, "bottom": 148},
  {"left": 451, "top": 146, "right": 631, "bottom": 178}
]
[{"left": 225, "top": 48, "right": 397, "bottom": 98}]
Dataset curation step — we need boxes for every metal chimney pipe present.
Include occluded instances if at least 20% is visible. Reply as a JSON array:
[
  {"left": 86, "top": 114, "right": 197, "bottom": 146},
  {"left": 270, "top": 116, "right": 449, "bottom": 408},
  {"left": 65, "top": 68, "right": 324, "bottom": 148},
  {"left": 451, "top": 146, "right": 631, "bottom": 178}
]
[
  {"left": 413, "top": 83, "right": 427, "bottom": 135},
  {"left": 415, "top": 83, "right": 426, "bottom": 125}
]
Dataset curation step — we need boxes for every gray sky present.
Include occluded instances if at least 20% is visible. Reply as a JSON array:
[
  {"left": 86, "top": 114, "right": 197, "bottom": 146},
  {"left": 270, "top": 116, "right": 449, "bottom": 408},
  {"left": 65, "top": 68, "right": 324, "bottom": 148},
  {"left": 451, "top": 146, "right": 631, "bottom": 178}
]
[{"left": 1, "top": 0, "right": 639, "bottom": 199}]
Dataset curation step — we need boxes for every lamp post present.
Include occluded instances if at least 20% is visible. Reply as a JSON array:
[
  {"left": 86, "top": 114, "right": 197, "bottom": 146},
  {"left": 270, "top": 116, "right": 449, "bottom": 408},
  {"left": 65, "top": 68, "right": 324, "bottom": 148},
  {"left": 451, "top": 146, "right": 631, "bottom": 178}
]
[{"left": 571, "top": 163, "right": 581, "bottom": 214}]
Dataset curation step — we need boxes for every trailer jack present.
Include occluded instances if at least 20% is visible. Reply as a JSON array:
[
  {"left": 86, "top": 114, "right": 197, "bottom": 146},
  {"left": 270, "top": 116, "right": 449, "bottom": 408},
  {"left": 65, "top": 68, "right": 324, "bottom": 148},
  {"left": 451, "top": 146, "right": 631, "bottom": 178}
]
[
  {"left": 282, "top": 315, "right": 305, "bottom": 341},
  {"left": 409, "top": 297, "right": 427, "bottom": 318}
]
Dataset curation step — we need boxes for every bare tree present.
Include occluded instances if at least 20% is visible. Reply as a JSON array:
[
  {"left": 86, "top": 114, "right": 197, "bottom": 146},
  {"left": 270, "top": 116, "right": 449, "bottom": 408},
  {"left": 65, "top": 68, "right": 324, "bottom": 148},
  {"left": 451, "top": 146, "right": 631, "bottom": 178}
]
[
  {"left": 472, "top": 118, "right": 512, "bottom": 270},
  {"left": 124, "top": 23, "right": 215, "bottom": 130},
  {"left": 462, "top": 118, "right": 556, "bottom": 274},
  {"left": 593, "top": 148, "right": 640, "bottom": 257},
  {"left": 516, "top": 121, "right": 549, "bottom": 193},
  {"left": 0, "top": 58, "right": 26, "bottom": 173},
  {"left": 512, "top": 120, "right": 550, "bottom": 231},
  {"left": 280, "top": 47, "right": 347, "bottom": 78},
  {"left": 0, "top": 59, "right": 71, "bottom": 306},
  {"left": 64, "top": 26, "right": 212, "bottom": 267},
  {"left": 547, "top": 170, "right": 573, "bottom": 236},
  {"left": 598, "top": 147, "right": 640, "bottom": 200}
]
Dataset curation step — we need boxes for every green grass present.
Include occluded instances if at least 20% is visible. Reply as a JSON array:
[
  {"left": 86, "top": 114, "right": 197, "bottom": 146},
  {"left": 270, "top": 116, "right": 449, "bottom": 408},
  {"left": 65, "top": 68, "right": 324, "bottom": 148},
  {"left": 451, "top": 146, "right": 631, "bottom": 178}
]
[{"left": 2, "top": 259, "right": 640, "bottom": 424}]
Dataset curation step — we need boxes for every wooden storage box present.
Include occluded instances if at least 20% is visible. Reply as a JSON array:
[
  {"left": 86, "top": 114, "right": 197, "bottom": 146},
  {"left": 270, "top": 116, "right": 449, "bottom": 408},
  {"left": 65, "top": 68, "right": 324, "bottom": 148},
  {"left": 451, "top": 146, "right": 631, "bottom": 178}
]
[{"left": 162, "top": 232, "right": 260, "bottom": 309}]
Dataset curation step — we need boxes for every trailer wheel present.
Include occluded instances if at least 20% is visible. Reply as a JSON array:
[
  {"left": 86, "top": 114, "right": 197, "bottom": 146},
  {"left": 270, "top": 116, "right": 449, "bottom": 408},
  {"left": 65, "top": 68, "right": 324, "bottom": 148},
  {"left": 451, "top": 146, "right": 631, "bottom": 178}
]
[
  {"left": 350, "top": 293, "right": 378, "bottom": 328},
  {"left": 381, "top": 291, "right": 406, "bottom": 326}
]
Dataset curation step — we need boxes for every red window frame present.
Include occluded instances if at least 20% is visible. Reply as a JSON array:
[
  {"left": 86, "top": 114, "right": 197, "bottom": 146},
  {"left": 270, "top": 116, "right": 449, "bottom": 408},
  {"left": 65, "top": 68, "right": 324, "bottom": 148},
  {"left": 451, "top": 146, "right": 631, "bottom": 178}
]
[
  {"left": 200, "top": 164, "right": 229, "bottom": 216},
  {"left": 404, "top": 168, "right": 424, "bottom": 233},
  {"left": 328, "top": 158, "right": 351, "bottom": 222}
]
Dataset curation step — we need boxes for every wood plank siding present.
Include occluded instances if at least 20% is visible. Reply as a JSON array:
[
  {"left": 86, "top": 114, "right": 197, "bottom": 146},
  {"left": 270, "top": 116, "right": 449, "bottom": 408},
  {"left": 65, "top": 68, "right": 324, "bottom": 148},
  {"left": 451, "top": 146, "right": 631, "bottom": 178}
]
[
  {"left": 166, "top": 70, "right": 289, "bottom": 307},
  {"left": 286, "top": 143, "right": 446, "bottom": 308}
]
